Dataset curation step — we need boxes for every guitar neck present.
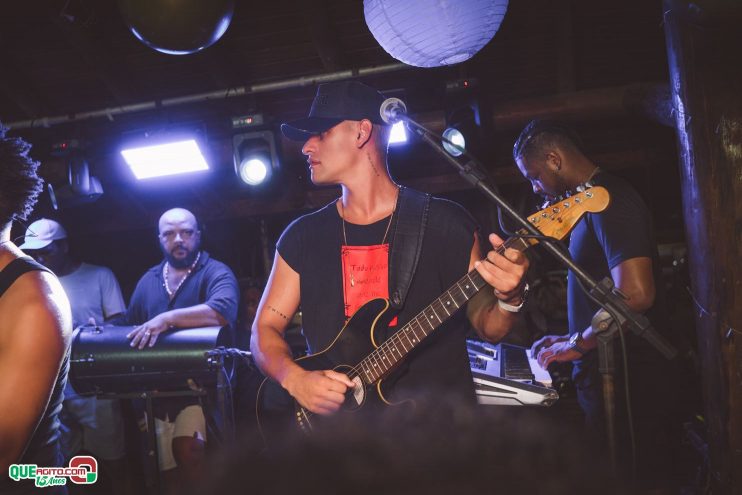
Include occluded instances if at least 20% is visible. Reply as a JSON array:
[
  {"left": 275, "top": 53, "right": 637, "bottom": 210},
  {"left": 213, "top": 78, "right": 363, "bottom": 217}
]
[{"left": 355, "top": 233, "right": 531, "bottom": 385}]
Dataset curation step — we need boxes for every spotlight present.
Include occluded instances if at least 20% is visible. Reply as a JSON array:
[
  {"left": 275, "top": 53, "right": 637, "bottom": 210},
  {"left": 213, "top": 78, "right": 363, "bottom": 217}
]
[
  {"left": 48, "top": 151, "right": 104, "bottom": 210},
  {"left": 233, "top": 130, "right": 279, "bottom": 186},
  {"left": 441, "top": 127, "right": 466, "bottom": 157},
  {"left": 388, "top": 121, "right": 408, "bottom": 145},
  {"left": 442, "top": 105, "right": 480, "bottom": 158}
]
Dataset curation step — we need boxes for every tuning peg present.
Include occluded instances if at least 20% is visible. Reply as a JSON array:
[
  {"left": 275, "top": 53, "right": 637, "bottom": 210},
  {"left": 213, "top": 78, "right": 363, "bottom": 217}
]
[
  {"left": 585, "top": 181, "right": 594, "bottom": 188},
  {"left": 575, "top": 185, "right": 585, "bottom": 192}
]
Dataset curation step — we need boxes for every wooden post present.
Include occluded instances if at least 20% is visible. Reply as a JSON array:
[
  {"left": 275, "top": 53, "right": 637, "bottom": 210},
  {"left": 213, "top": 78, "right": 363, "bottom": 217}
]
[{"left": 663, "top": 0, "right": 742, "bottom": 492}]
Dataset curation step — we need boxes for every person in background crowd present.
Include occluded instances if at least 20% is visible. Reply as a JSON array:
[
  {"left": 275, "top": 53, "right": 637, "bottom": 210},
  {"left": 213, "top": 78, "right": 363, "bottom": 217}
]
[{"left": 22, "top": 217, "right": 129, "bottom": 494}]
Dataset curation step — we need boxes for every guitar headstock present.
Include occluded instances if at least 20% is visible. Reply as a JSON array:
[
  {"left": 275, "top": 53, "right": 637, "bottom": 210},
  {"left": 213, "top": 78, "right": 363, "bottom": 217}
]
[{"left": 527, "top": 186, "right": 610, "bottom": 242}]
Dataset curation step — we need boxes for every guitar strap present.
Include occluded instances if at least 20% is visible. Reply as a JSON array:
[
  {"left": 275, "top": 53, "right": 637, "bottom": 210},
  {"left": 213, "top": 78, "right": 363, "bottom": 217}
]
[{"left": 388, "top": 186, "right": 431, "bottom": 311}]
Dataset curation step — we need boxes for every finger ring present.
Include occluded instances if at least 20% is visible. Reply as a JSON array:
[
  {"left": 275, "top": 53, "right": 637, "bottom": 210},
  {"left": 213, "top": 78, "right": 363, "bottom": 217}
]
[{"left": 144, "top": 331, "right": 151, "bottom": 336}]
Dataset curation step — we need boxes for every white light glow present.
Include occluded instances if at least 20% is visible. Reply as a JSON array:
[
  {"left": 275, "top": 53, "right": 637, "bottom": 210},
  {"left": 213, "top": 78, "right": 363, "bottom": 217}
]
[
  {"left": 121, "top": 140, "right": 209, "bottom": 180},
  {"left": 388, "top": 121, "right": 408, "bottom": 145},
  {"left": 239, "top": 158, "right": 269, "bottom": 185},
  {"left": 442, "top": 128, "right": 466, "bottom": 157}
]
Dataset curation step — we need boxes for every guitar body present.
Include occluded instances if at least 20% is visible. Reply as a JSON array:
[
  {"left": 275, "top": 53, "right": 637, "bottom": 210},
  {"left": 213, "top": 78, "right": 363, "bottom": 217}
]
[{"left": 257, "top": 298, "right": 400, "bottom": 434}]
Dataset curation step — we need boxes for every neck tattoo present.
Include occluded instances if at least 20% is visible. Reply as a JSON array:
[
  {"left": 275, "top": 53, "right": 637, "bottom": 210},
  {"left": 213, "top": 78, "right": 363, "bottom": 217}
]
[
  {"left": 340, "top": 186, "right": 400, "bottom": 287},
  {"left": 163, "top": 251, "right": 201, "bottom": 298}
]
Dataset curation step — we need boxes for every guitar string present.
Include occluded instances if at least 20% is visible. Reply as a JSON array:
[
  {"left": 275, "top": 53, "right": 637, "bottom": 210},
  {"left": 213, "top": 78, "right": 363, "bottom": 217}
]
[
  {"left": 348, "top": 237, "right": 522, "bottom": 383},
  {"left": 352, "top": 238, "right": 518, "bottom": 382}
]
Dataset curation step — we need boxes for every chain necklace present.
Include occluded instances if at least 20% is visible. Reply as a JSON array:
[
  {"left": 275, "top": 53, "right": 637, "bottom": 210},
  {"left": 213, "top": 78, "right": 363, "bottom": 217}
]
[
  {"left": 163, "top": 251, "right": 201, "bottom": 298},
  {"left": 340, "top": 187, "right": 399, "bottom": 287}
]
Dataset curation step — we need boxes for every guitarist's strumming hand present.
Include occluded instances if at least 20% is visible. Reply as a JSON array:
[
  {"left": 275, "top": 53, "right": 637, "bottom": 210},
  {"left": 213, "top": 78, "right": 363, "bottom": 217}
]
[{"left": 282, "top": 368, "right": 355, "bottom": 416}]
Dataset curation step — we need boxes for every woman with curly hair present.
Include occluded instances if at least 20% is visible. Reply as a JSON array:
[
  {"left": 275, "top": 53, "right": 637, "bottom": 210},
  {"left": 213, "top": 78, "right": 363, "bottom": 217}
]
[{"left": 0, "top": 125, "right": 72, "bottom": 494}]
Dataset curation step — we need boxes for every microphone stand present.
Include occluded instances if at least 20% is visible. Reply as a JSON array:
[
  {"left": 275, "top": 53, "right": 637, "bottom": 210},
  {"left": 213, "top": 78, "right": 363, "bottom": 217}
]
[{"left": 394, "top": 112, "right": 677, "bottom": 476}]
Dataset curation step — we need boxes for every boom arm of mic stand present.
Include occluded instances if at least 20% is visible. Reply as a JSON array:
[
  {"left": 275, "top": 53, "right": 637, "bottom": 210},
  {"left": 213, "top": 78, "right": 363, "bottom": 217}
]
[{"left": 400, "top": 115, "right": 677, "bottom": 361}]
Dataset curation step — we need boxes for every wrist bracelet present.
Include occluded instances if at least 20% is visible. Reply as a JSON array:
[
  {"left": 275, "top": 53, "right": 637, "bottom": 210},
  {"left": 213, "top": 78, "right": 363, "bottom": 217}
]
[{"left": 497, "top": 283, "right": 529, "bottom": 313}]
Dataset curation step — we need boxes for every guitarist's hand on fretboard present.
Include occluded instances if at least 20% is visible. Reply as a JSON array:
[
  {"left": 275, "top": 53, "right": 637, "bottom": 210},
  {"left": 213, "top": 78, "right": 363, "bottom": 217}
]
[
  {"left": 474, "top": 232, "right": 530, "bottom": 304},
  {"left": 283, "top": 368, "right": 355, "bottom": 416}
]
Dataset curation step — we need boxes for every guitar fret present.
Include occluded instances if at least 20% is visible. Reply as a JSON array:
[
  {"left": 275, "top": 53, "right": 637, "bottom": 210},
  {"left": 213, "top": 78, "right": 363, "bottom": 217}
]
[
  {"left": 361, "top": 362, "right": 373, "bottom": 383},
  {"left": 409, "top": 319, "right": 425, "bottom": 342},
  {"left": 386, "top": 339, "right": 402, "bottom": 361},
  {"left": 427, "top": 307, "right": 442, "bottom": 325},
  {"left": 439, "top": 296, "right": 452, "bottom": 316},
  {"left": 403, "top": 327, "right": 415, "bottom": 347},
  {"left": 362, "top": 359, "right": 376, "bottom": 383},
  {"left": 391, "top": 333, "right": 407, "bottom": 359},
  {"left": 379, "top": 348, "right": 391, "bottom": 372},
  {"left": 448, "top": 290, "right": 460, "bottom": 309},
  {"left": 455, "top": 281, "right": 469, "bottom": 301},
  {"left": 369, "top": 352, "right": 383, "bottom": 378},
  {"left": 462, "top": 274, "right": 477, "bottom": 296}
]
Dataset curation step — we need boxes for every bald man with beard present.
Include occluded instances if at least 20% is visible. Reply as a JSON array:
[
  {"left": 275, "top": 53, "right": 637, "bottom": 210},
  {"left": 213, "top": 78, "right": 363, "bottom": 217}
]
[{"left": 126, "top": 207, "right": 238, "bottom": 489}]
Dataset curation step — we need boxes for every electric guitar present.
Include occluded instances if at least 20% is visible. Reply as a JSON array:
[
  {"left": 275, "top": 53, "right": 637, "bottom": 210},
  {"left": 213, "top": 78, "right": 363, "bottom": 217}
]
[{"left": 256, "top": 186, "right": 610, "bottom": 434}]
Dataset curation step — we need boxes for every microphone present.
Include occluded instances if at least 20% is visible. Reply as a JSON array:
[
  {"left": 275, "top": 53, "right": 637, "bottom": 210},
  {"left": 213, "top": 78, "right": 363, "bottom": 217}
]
[{"left": 379, "top": 97, "right": 407, "bottom": 124}]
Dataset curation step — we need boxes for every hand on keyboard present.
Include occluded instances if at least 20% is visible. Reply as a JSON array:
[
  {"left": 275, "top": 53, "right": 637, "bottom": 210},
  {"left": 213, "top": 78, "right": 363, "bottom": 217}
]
[
  {"left": 530, "top": 334, "right": 568, "bottom": 356},
  {"left": 533, "top": 336, "right": 583, "bottom": 369}
]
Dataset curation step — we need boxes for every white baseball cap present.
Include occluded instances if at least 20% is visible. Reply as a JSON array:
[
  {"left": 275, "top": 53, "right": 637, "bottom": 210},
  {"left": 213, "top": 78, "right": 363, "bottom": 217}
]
[{"left": 19, "top": 218, "right": 68, "bottom": 250}]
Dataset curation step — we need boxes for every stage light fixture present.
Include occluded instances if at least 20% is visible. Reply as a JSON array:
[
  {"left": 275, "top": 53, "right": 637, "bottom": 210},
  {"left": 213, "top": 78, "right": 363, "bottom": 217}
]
[
  {"left": 121, "top": 139, "right": 209, "bottom": 180},
  {"left": 48, "top": 150, "right": 104, "bottom": 210},
  {"left": 442, "top": 105, "right": 480, "bottom": 158},
  {"left": 233, "top": 130, "right": 279, "bottom": 186},
  {"left": 442, "top": 127, "right": 466, "bottom": 157},
  {"left": 388, "top": 121, "right": 408, "bottom": 145}
]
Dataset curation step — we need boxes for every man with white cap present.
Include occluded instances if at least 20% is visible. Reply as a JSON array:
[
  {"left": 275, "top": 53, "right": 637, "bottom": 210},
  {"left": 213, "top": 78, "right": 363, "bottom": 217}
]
[{"left": 21, "top": 218, "right": 128, "bottom": 493}]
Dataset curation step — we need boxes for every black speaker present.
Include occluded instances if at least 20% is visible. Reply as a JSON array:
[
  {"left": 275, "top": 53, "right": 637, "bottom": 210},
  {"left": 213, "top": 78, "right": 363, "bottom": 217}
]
[{"left": 70, "top": 325, "right": 233, "bottom": 394}]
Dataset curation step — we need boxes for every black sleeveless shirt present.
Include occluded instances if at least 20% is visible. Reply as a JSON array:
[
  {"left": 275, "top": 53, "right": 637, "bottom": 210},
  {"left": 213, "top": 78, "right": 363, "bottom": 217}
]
[
  {"left": 1, "top": 257, "right": 68, "bottom": 495},
  {"left": 277, "top": 196, "right": 479, "bottom": 407}
]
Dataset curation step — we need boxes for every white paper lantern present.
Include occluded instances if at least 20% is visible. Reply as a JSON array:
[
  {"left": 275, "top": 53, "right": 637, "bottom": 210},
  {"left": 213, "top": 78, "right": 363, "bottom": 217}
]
[{"left": 364, "top": 0, "right": 508, "bottom": 68}]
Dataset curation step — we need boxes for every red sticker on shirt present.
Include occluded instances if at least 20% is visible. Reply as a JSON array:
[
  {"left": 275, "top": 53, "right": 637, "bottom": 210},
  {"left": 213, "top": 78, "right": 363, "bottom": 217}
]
[{"left": 341, "top": 243, "right": 397, "bottom": 326}]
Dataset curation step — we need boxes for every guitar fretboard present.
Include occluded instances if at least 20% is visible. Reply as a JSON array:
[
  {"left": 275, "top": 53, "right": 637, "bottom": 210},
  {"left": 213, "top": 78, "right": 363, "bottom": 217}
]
[{"left": 351, "top": 234, "right": 531, "bottom": 385}]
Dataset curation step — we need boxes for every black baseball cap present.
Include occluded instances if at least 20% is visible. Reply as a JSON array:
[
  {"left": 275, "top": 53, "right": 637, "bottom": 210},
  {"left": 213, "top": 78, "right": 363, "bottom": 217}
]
[{"left": 281, "top": 80, "right": 388, "bottom": 142}]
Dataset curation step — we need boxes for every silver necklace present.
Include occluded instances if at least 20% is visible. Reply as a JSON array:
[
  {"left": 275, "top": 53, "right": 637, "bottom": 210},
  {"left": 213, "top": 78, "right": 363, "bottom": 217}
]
[{"left": 163, "top": 251, "right": 201, "bottom": 297}]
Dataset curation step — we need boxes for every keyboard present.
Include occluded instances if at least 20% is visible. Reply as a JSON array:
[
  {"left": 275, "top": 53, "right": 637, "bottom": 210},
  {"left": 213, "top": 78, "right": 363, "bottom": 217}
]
[{"left": 467, "top": 339, "right": 558, "bottom": 407}]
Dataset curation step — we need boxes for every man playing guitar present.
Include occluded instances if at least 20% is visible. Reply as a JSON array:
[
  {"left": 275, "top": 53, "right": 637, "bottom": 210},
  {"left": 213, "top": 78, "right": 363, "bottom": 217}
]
[{"left": 250, "top": 81, "right": 529, "bottom": 420}]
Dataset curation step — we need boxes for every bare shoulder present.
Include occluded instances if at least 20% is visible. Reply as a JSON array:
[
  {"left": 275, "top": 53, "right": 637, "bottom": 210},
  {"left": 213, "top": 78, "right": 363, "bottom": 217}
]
[{"left": 0, "top": 269, "right": 72, "bottom": 349}]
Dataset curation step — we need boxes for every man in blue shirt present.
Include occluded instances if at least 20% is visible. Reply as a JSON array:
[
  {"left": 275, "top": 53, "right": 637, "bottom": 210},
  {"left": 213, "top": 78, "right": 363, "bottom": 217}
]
[{"left": 126, "top": 207, "right": 238, "bottom": 489}]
